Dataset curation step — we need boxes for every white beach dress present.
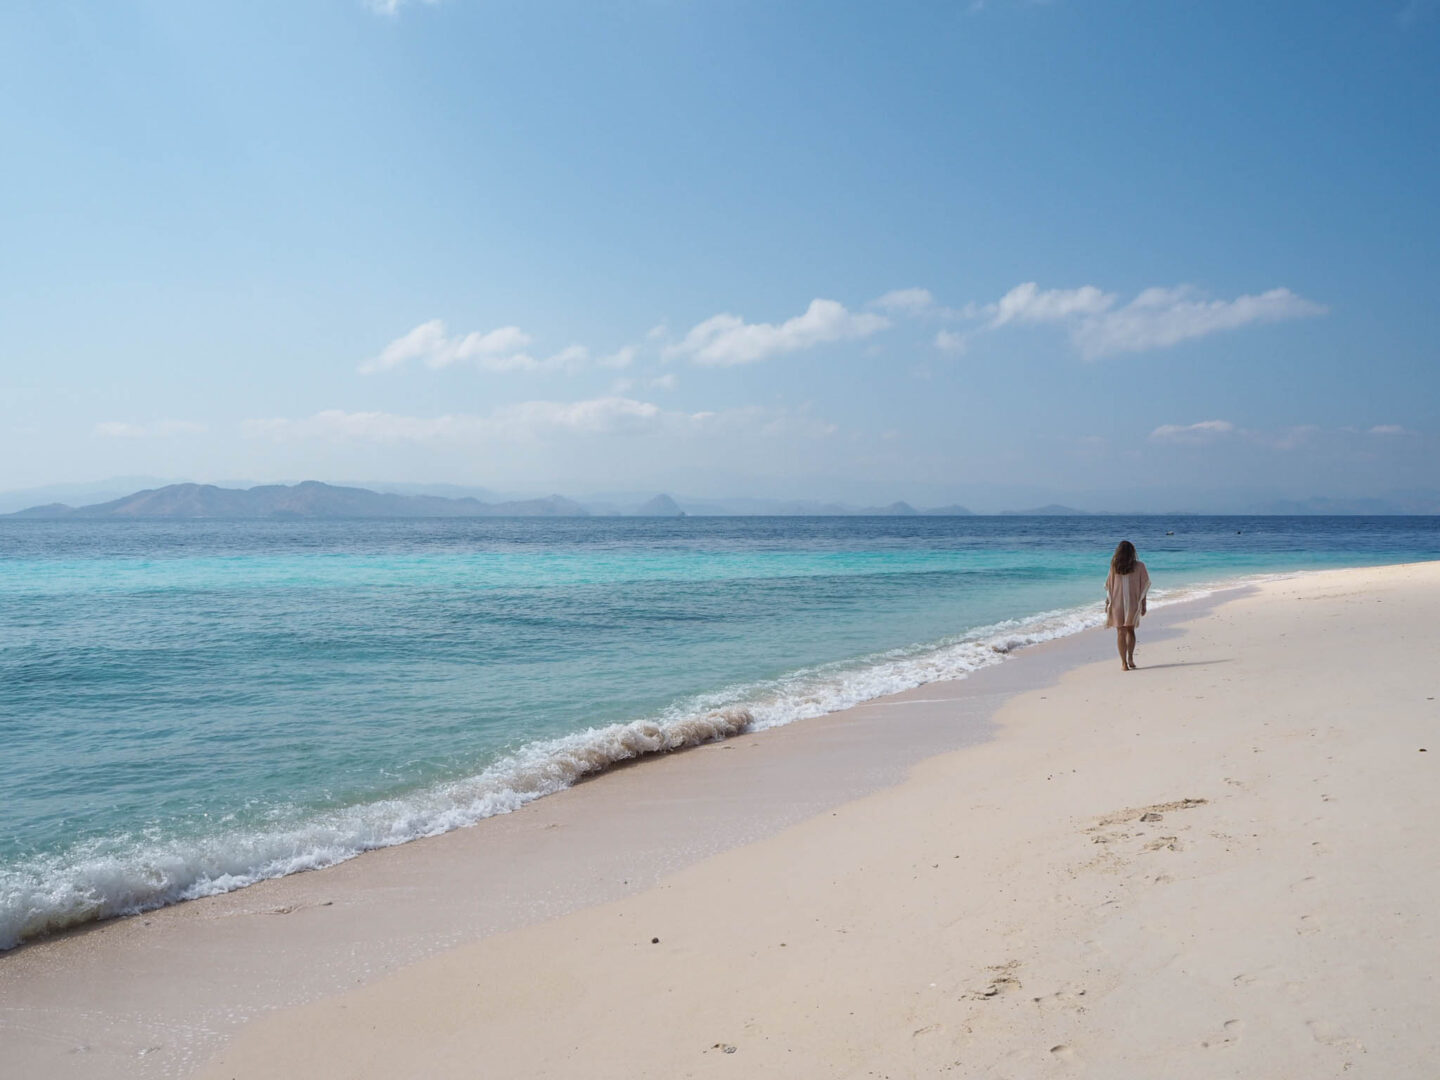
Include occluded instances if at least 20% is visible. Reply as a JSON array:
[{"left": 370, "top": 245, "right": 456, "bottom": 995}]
[{"left": 1104, "top": 562, "right": 1150, "bottom": 629}]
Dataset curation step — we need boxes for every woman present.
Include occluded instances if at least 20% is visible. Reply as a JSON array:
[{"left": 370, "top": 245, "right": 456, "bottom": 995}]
[{"left": 1105, "top": 540, "right": 1150, "bottom": 671}]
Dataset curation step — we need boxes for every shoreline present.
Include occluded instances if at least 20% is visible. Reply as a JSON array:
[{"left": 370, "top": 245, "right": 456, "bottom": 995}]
[
  {"left": 4, "top": 562, "right": 1438, "bottom": 1077},
  {"left": 0, "top": 572, "right": 1235, "bottom": 953}
]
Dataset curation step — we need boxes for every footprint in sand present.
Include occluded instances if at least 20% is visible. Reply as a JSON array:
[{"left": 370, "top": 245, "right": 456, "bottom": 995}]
[
  {"left": 1143, "top": 835, "right": 1184, "bottom": 853},
  {"left": 1078, "top": 799, "right": 1207, "bottom": 874},
  {"left": 967, "top": 962, "right": 1022, "bottom": 1000},
  {"left": 1088, "top": 798, "right": 1208, "bottom": 832},
  {"left": 1030, "top": 986, "right": 1088, "bottom": 1015}
]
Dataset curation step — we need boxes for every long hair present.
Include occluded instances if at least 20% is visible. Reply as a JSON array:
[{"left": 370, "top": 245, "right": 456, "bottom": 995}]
[{"left": 1111, "top": 540, "right": 1137, "bottom": 576}]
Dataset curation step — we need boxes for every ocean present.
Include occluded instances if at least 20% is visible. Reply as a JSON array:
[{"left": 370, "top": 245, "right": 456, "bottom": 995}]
[{"left": 3, "top": 515, "right": 1437, "bottom": 949}]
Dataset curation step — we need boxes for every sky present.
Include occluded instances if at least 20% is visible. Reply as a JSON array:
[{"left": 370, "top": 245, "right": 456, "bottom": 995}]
[{"left": 1, "top": 0, "right": 1437, "bottom": 511}]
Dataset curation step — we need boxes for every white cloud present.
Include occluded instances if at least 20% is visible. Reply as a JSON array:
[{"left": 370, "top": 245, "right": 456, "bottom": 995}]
[
  {"left": 1147, "top": 421, "right": 1421, "bottom": 452},
  {"left": 990, "top": 283, "right": 1115, "bottom": 327},
  {"left": 1149, "top": 419, "right": 1236, "bottom": 443},
  {"left": 458, "top": 346, "right": 587, "bottom": 374},
  {"left": 94, "top": 420, "right": 206, "bottom": 438},
  {"left": 244, "top": 398, "right": 836, "bottom": 447},
  {"left": 360, "top": 322, "right": 595, "bottom": 374},
  {"left": 539, "top": 344, "right": 590, "bottom": 370},
  {"left": 598, "top": 346, "right": 637, "bottom": 369},
  {"left": 934, "top": 329, "right": 967, "bottom": 354},
  {"left": 668, "top": 299, "right": 889, "bottom": 366},
  {"left": 361, "top": 319, "right": 548, "bottom": 374},
  {"left": 974, "top": 282, "right": 1325, "bottom": 358},
  {"left": 246, "top": 399, "right": 663, "bottom": 443},
  {"left": 493, "top": 397, "right": 663, "bottom": 436},
  {"left": 649, "top": 373, "right": 678, "bottom": 390},
  {"left": 873, "top": 287, "right": 934, "bottom": 313},
  {"left": 1073, "top": 286, "right": 1326, "bottom": 358}
]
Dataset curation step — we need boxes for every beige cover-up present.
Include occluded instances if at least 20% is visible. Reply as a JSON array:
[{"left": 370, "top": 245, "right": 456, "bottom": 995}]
[{"left": 1105, "top": 562, "right": 1150, "bottom": 628}]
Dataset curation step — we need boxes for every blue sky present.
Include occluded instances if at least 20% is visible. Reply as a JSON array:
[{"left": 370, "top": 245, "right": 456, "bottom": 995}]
[{"left": 2, "top": 0, "right": 1436, "bottom": 510}]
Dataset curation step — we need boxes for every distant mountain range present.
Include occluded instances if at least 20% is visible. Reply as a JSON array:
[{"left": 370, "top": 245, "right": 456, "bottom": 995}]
[
  {"left": 8, "top": 482, "right": 589, "bottom": 520},
  {"left": 4, "top": 482, "right": 980, "bottom": 520},
  {"left": 6, "top": 480, "right": 1437, "bottom": 520}
]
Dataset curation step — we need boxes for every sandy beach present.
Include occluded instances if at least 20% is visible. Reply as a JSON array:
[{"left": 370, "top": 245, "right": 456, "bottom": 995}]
[{"left": 5, "top": 562, "right": 1438, "bottom": 1078}]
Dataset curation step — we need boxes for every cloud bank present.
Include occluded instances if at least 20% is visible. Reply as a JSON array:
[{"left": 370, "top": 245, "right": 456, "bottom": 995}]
[
  {"left": 977, "top": 283, "right": 1324, "bottom": 358},
  {"left": 668, "top": 299, "right": 889, "bottom": 366},
  {"left": 990, "top": 283, "right": 1115, "bottom": 327},
  {"left": 1072, "top": 286, "right": 1326, "bottom": 358},
  {"left": 1149, "top": 419, "right": 1236, "bottom": 443},
  {"left": 244, "top": 399, "right": 837, "bottom": 445},
  {"left": 361, "top": 320, "right": 539, "bottom": 373},
  {"left": 361, "top": 279, "right": 1322, "bottom": 386}
]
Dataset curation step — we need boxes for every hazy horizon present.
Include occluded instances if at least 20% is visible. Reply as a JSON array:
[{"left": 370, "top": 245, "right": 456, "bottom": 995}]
[{"left": 4, "top": 474, "right": 1439, "bottom": 518}]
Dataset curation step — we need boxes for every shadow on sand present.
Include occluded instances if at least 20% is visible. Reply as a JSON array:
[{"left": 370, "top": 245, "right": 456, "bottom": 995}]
[{"left": 1131, "top": 659, "right": 1232, "bottom": 671}]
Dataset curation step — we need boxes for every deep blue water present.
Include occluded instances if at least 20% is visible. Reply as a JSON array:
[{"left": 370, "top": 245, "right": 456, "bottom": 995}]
[{"left": 2, "top": 514, "right": 1436, "bottom": 947}]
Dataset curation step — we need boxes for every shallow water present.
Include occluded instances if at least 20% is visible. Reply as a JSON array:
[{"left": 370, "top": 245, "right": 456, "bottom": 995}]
[{"left": 2, "top": 514, "right": 1436, "bottom": 947}]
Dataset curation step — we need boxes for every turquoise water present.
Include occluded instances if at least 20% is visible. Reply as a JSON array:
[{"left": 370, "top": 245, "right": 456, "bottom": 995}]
[{"left": 2, "top": 515, "right": 1437, "bottom": 947}]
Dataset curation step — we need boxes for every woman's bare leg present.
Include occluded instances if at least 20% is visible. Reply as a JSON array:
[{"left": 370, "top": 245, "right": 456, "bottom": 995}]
[
  {"left": 1116, "top": 627, "right": 1129, "bottom": 670},
  {"left": 1125, "top": 627, "right": 1137, "bottom": 669}
]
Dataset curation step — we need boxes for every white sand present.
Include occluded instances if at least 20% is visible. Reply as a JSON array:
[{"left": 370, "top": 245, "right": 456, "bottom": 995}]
[{"left": 190, "top": 563, "right": 1440, "bottom": 1079}]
